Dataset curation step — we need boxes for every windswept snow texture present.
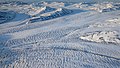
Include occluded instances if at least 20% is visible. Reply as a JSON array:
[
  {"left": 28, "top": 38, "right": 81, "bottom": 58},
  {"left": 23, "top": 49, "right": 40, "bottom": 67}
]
[{"left": 0, "top": 1, "right": 120, "bottom": 68}]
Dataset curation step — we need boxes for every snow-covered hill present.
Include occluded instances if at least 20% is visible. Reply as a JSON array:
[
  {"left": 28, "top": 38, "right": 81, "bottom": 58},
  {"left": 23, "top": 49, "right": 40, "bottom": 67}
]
[{"left": 0, "top": 1, "right": 120, "bottom": 68}]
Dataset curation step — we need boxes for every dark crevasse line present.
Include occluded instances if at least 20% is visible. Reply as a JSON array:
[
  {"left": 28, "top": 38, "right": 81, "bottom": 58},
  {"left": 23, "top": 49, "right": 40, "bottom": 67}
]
[{"left": 51, "top": 46, "right": 120, "bottom": 61}]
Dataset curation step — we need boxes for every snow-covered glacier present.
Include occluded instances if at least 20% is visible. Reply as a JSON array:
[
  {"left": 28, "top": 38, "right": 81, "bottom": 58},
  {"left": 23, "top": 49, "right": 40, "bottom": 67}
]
[{"left": 0, "top": 0, "right": 120, "bottom": 68}]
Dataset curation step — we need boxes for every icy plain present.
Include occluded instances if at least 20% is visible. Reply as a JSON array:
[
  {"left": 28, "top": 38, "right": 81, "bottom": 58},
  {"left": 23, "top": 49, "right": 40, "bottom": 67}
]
[{"left": 0, "top": 1, "right": 120, "bottom": 68}]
